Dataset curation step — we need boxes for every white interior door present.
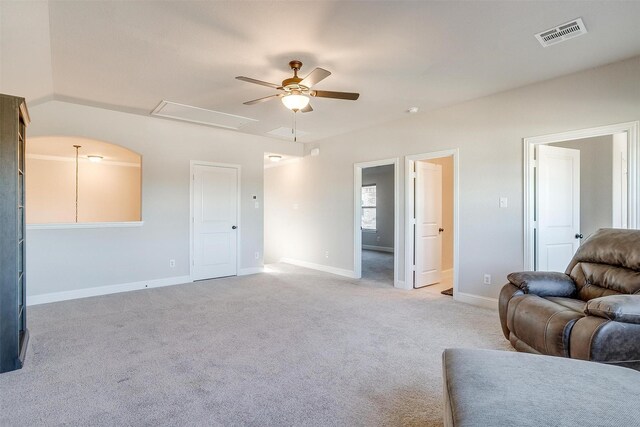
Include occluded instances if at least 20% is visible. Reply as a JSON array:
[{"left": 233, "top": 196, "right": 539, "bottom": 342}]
[
  {"left": 536, "top": 144, "right": 580, "bottom": 272},
  {"left": 415, "top": 161, "right": 442, "bottom": 288},
  {"left": 192, "top": 164, "right": 238, "bottom": 280}
]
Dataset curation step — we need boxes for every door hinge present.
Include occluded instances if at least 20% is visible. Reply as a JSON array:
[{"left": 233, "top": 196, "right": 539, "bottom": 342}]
[
  {"left": 411, "top": 172, "right": 416, "bottom": 179},
  {"left": 411, "top": 218, "right": 416, "bottom": 225},
  {"left": 412, "top": 265, "right": 416, "bottom": 271}
]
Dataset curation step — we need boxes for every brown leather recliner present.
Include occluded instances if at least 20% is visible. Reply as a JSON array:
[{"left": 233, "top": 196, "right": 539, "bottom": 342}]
[{"left": 499, "top": 228, "right": 640, "bottom": 370}]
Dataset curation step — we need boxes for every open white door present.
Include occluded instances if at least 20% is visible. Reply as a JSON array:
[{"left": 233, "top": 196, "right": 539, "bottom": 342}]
[
  {"left": 536, "top": 144, "right": 580, "bottom": 272},
  {"left": 415, "top": 161, "right": 443, "bottom": 288},
  {"left": 192, "top": 164, "right": 238, "bottom": 280}
]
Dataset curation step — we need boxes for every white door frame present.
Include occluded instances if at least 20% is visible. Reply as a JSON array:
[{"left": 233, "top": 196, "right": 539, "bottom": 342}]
[
  {"left": 405, "top": 149, "right": 460, "bottom": 295},
  {"left": 353, "top": 158, "right": 400, "bottom": 287},
  {"left": 523, "top": 121, "right": 639, "bottom": 270},
  {"left": 189, "top": 160, "right": 242, "bottom": 280}
]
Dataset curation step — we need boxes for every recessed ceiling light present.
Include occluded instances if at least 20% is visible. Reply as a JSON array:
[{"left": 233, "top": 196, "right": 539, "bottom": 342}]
[
  {"left": 408, "top": 107, "right": 419, "bottom": 114},
  {"left": 268, "top": 155, "right": 283, "bottom": 162},
  {"left": 87, "top": 155, "right": 103, "bottom": 163}
]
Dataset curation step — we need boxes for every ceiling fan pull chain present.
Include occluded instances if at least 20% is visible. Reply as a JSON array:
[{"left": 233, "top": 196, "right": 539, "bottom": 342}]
[{"left": 294, "top": 111, "right": 297, "bottom": 143}]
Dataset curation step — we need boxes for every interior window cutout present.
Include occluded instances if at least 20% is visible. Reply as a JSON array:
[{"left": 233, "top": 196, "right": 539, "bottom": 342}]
[{"left": 26, "top": 136, "right": 142, "bottom": 224}]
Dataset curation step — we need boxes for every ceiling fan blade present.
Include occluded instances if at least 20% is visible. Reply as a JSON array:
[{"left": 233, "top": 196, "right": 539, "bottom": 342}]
[
  {"left": 310, "top": 90, "right": 360, "bottom": 100},
  {"left": 236, "top": 76, "right": 282, "bottom": 89},
  {"left": 301, "top": 103, "right": 313, "bottom": 113},
  {"left": 300, "top": 68, "right": 331, "bottom": 88},
  {"left": 243, "top": 94, "right": 282, "bottom": 105}
]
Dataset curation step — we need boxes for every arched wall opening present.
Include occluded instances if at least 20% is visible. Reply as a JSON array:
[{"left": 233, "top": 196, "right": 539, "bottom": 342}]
[{"left": 26, "top": 136, "right": 142, "bottom": 224}]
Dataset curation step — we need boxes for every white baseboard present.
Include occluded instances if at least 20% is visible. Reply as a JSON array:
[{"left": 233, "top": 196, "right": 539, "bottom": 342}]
[
  {"left": 454, "top": 291, "right": 498, "bottom": 310},
  {"left": 280, "top": 258, "right": 356, "bottom": 278},
  {"left": 362, "top": 245, "right": 394, "bottom": 253},
  {"left": 27, "top": 275, "right": 193, "bottom": 306},
  {"left": 238, "top": 267, "right": 265, "bottom": 276}
]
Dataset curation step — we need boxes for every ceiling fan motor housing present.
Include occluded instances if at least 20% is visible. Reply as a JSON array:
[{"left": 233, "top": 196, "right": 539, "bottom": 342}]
[{"left": 283, "top": 60, "right": 307, "bottom": 93}]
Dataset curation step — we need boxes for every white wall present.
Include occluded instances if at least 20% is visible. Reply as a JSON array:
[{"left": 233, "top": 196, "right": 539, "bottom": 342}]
[
  {"left": 26, "top": 100, "right": 303, "bottom": 298},
  {"left": 264, "top": 55, "right": 640, "bottom": 300},
  {"left": 552, "top": 135, "right": 613, "bottom": 240},
  {"left": 361, "top": 165, "right": 394, "bottom": 249}
]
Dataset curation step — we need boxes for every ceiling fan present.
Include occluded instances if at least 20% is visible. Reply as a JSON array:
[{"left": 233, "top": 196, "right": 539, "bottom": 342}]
[{"left": 236, "top": 60, "right": 360, "bottom": 113}]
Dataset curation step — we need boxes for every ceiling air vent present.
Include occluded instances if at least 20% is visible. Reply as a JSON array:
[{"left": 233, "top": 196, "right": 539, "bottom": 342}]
[
  {"left": 535, "top": 18, "right": 587, "bottom": 47},
  {"left": 151, "top": 100, "right": 257, "bottom": 130}
]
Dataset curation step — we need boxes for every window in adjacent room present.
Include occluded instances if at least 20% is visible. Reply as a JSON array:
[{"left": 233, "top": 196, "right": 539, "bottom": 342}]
[
  {"left": 361, "top": 184, "right": 377, "bottom": 231},
  {"left": 26, "top": 136, "right": 142, "bottom": 224}
]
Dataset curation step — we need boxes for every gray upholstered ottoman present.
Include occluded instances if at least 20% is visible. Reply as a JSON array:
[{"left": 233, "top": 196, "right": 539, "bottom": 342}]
[{"left": 442, "top": 348, "right": 640, "bottom": 427}]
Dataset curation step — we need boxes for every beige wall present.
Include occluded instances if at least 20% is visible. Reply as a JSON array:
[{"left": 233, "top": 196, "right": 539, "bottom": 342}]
[
  {"left": 264, "top": 55, "right": 640, "bottom": 299},
  {"left": 26, "top": 158, "right": 141, "bottom": 223},
  {"left": 424, "top": 156, "right": 453, "bottom": 271},
  {"left": 26, "top": 158, "right": 75, "bottom": 223}
]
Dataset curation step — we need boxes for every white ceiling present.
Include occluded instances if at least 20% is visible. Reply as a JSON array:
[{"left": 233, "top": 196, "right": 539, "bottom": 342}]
[{"left": 2, "top": 1, "right": 640, "bottom": 143}]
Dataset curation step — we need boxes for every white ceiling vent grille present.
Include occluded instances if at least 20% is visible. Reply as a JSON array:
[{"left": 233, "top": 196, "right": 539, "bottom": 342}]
[
  {"left": 535, "top": 18, "right": 587, "bottom": 47},
  {"left": 151, "top": 100, "right": 257, "bottom": 130}
]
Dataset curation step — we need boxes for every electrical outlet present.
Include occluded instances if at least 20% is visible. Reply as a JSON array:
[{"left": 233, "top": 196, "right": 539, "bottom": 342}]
[
  {"left": 325, "top": 251, "right": 329, "bottom": 259},
  {"left": 254, "top": 251, "right": 260, "bottom": 260},
  {"left": 169, "top": 259, "right": 176, "bottom": 268},
  {"left": 483, "top": 274, "right": 491, "bottom": 285},
  {"left": 376, "top": 236, "right": 381, "bottom": 242}
]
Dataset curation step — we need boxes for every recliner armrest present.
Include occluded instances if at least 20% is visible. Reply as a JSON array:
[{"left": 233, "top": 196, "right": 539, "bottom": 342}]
[
  {"left": 507, "top": 271, "right": 576, "bottom": 297},
  {"left": 585, "top": 295, "right": 640, "bottom": 324}
]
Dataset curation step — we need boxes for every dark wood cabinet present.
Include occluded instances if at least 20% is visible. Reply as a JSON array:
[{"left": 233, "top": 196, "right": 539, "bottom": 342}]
[{"left": 0, "top": 93, "right": 30, "bottom": 373}]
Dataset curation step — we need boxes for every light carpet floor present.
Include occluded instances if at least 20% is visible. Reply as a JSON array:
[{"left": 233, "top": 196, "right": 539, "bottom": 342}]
[
  {"left": 0, "top": 263, "right": 511, "bottom": 426},
  {"left": 361, "top": 249, "right": 394, "bottom": 284}
]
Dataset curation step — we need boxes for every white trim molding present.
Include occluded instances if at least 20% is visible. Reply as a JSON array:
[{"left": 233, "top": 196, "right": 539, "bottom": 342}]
[
  {"left": 353, "top": 158, "right": 401, "bottom": 288},
  {"left": 238, "top": 267, "right": 265, "bottom": 276},
  {"left": 280, "top": 258, "right": 356, "bottom": 279},
  {"left": 405, "top": 149, "right": 460, "bottom": 299},
  {"left": 27, "top": 275, "right": 193, "bottom": 306},
  {"left": 27, "top": 221, "right": 144, "bottom": 230},
  {"left": 523, "top": 121, "right": 640, "bottom": 270}
]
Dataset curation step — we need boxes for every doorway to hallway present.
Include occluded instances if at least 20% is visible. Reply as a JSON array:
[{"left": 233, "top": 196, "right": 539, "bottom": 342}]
[{"left": 405, "top": 150, "right": 459, "bottom": 296}]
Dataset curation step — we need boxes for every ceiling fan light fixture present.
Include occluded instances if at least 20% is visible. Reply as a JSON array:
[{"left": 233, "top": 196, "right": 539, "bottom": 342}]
[
  {"left": 87, "top": 155, "right": 103, "bottom": 163},
  {"left": 281, "top": 93, "right": 310, "bottom": 111}
]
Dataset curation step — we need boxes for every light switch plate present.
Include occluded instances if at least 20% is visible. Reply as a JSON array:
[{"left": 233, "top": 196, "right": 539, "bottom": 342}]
[{"left": 499, "top": 197, "right": 508, "bottom": 208}]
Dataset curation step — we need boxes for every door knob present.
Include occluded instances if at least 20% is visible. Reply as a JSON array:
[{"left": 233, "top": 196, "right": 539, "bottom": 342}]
[
  {"left": 232, "top": 226, "right": 237, "bottom": 230},
  {"left": 439, "top": 228, "right": 445, "bottom": 233},
  {"left": 575, "top": 233, "right": 583, "bottom": 239}
]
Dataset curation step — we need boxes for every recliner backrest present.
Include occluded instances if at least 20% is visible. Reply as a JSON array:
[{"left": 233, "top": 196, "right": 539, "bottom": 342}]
[{"left": 565, "top": 228, "right": 640, "bottom": 301}]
